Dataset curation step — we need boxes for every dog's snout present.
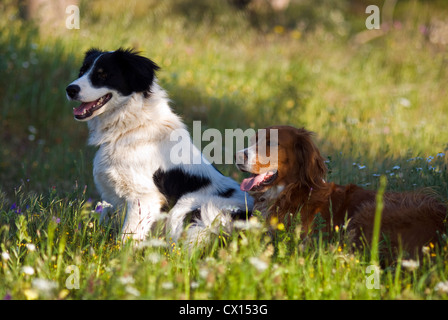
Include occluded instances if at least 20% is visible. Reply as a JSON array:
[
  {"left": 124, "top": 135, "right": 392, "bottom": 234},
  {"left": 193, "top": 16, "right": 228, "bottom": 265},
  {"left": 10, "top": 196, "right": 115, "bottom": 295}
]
[
  {"left": 235, "top": 149, "right": 248, "bottom": 165},
  {"left": 66, "top": 84, "right": 80, "bottom": 99}
]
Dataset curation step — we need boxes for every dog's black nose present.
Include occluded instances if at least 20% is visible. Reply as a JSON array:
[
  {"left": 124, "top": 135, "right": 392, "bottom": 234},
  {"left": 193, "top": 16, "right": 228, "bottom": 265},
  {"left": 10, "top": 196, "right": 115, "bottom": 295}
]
[{"left": 66, "top": 84, "right": 80, "bottom": 99}]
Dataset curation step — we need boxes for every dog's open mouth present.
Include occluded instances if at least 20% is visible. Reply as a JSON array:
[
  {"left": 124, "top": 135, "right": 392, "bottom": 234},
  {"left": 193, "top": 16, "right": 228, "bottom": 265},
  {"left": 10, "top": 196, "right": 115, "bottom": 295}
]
[
  {"left": 240, "top": 170, "right": 278, "bottom": 192},
  {"left": 73, "top": 93, "right": 112, "bottom": 119}
]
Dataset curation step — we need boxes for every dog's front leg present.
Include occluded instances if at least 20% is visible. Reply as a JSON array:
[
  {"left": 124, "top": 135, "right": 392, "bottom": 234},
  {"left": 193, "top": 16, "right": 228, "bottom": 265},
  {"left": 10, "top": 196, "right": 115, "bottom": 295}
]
[{"left": 121, "top": 198, "right": 162, "bottom": 242}]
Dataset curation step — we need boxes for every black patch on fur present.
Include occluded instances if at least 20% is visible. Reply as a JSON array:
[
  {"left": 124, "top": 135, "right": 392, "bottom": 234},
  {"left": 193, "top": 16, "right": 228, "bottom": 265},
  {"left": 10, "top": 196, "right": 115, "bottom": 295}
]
[
  {"left": 80, "top": 47, "right": 160, "bottom": 97},
  {"left": 153, "top": 167, "right": 211, "bottom": 208},
  {"left": 79, "top": 48, "right": 103, "bottom": 77},
  {"left": 183, "top": 208, "right": 202, "bottom": 229},
  {"left": 217, "top": 188, "right": 235, "bottom": 198},
  {"left": 232, "top": 209, "right": 251, "bottom": 220}
]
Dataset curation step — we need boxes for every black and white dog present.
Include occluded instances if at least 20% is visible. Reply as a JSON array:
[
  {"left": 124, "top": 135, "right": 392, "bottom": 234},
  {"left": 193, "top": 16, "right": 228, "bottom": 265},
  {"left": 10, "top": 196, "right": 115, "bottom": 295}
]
[{"left": 66, "top": 48, "right": 252, "bottom": 246}]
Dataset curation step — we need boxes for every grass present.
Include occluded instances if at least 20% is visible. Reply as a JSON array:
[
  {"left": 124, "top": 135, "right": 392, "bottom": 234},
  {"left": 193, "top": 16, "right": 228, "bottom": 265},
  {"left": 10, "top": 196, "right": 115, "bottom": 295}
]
[{"left": 1, "top": 0, "right": 448, "bottom": 300}]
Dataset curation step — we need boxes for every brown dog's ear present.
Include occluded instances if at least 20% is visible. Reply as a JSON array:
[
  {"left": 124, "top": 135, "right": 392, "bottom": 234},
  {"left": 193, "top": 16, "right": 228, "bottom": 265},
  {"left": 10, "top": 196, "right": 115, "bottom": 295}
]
[{"left": 293, "top": 128, "right": 327, "bottom": 189}]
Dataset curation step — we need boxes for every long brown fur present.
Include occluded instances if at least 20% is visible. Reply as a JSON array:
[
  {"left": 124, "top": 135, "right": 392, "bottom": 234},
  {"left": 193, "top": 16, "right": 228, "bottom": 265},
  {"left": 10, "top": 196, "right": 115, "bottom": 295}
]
[{"left": 245, "top": 126, "right": 447, "bottom": 258}]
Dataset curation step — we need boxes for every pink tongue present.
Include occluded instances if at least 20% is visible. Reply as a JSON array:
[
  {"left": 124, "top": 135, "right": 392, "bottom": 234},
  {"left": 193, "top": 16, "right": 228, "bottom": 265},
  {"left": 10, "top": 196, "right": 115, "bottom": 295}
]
[
  {"left": 73, "top": 101, "right": 96, "bottom": 116},
  {"left": 240, "top": 172, "right": 268, "bottom": 191}
]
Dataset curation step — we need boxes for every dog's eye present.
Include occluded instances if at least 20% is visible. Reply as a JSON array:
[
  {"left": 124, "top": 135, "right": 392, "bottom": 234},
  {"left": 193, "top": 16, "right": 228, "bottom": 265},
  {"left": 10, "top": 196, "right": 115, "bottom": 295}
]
[{"left": 97, "top": 68, "right": 107, "bottom": 80}]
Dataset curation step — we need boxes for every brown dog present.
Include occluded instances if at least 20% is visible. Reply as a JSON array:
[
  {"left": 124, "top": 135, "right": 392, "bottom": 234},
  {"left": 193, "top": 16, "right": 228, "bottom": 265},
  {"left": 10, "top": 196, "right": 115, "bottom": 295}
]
[{"left": 236, "top": 125, "right": 447, "bottom": 257}]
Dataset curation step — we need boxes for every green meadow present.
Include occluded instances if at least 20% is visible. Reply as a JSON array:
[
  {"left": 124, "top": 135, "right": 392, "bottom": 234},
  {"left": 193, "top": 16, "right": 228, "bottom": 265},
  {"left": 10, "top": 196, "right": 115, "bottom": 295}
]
[{"left": 1, "top": 0, "right": 448, "bottom": 300}]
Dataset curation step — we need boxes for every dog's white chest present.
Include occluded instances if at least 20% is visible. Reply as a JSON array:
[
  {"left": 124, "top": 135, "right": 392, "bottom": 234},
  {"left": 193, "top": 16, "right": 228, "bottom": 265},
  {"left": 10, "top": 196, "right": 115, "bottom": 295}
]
[{"left": 92, "top": 142, "right": 164, "bottom": 205}]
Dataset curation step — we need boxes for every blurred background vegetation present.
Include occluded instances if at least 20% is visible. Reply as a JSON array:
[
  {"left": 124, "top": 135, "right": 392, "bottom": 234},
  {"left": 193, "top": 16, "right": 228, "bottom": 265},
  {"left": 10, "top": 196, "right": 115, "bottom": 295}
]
[{"left": 1, "top": 0, "right": 448, "bottom": 200}]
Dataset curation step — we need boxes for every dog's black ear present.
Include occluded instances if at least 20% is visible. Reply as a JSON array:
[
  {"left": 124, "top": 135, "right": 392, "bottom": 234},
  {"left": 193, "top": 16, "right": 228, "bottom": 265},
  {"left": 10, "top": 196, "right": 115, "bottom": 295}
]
[
  {"left": 84, "top": 48, "right": 103, "bottom": 59},
  {"left": 114, "top": 48, "right": 160, "bottom": 94}
]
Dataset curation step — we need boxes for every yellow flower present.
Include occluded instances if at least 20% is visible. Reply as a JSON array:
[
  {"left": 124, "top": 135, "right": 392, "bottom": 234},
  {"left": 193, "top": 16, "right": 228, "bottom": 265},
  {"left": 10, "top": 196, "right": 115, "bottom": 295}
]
[
  {"left": 23, "top": 289, "right": 38, "bottom": 300},
  {"left": 59, "top": 289, "right": 70, "bottom": 299},
  {"left": 291, "top": 30, "right": 302, "bottom": 39},
  {"left": 277, "top": 223, "right": 285, "bottom": 231},
  {"left": 334, "top": 225, "right": 339, "bottom": 232},
  {"left": 274, "top": 25, "right": 285, "bottom": 34}
]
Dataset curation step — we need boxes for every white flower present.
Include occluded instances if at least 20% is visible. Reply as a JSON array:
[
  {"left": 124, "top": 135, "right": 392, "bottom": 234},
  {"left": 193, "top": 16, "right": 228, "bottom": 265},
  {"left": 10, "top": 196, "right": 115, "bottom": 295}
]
[
  {"left": 138, "top": 238, "right": 167, "bottom": 249},
  {"left": 161, "top": 282, "right": 174, "bottom": 290},
  {"left": 1, "top": 252, "right": 10, "bottom": 261},
  {"left": 199, "top": 267, "right": 209, "bottom": 279},
  {"left": 234, "top": 217, "right": 262, "bottom": 230},
  {"left": 32, "top": 278, "right": 58, "bottom": 297},
  {"left": 249, "top": 257, "right": 268, "bottom": 272},
  {"left": 435, "top": 281, "right": 448, "bottom": 294},
  {"left": 22, "top": 266, "right": 35, "bottom": 275},
  {"left": 399, "top": 97, "right": 411, "bottom": 107},
  {"left": 401, "top": 259, "right": 419, "bottom": 271},
  {"left": 146, "top": 253, "right": 161, "bottom": 263},
  {"left": 26, "top": 243, "right": 36, "bottom": 252},
  {"left": 119, "top": 275, "right": 135, "bottom": 285},
  {"left": 125, "top": 286, "right": 140, "bottom": 297},
  {"left": 98, "top": 200, "right": 113, "bottom": 208}
]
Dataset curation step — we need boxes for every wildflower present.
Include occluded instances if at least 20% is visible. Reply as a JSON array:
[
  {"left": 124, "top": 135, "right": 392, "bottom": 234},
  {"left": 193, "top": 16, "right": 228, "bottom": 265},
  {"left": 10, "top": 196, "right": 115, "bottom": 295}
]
[
  {"left": 335, "top": 225, "right": 339, "bottom": 232},
  {"left": 274, "top": 25, "right": 285, "bottom": 34},
  {"left": 95, "top": 200, "right": 113, "bottom": 213},
  {"left": 32, "top": 278, "right": 58, "bottom": 298},
  {"left": 52, "top": 216, "right": 61, "bottom": 224},
  {"left": 119, "top": 275, "right": 135, "bottom": 285},
  {"left": 392, "top": 165, "right": 400, "bottom": 170},
  {"left": 146, "top": 253, "right": 161, "bottom": 263},
  {"left": 399, "top": 97, "right": 411, "bottom": 107},
  {"left": 249, "top": 257, "right": 268, "bottom": 272},
  {"left": 435, "top": 281, "right": 448, "bottom": 294},
  {"left": 22, "top": 266, "right": 35, "bottom": 275},
  {"left": 1, "top": 252, "right": 10, "bottom": 261},
  {"left": 437, "top": 152, "right": 445, "bottom": 158},
  {"left": 26, "top": 243, "right": 36, "bottom": 252},
  {"left": 401, "top": 259, "right": 419, "bottom": 271},
  {"left": 3, "top": 292, "right": 12, "bottom": 300},
  {"left": 190, "top": 281, "right": 199, "bottom": 289},
  {"left": 125, "top": 286, "right": 140, "bottom": 297},
  {"left": 291, "top": 30, "right": 302, "bottom": 39},
  {"left": 199, "top": 267, "right": 209, "bottom": 279},
  {"left": 161, "top": 282, "right": 174, "bottom": 290},
  {"left": 10, "top": 203, "right": 21, "bottom": 214},
  {"left": 23, "top": 289, "right": 38, "bottom": 300},
  {"left": 235, "top": 216, "right": 263, "bottom": 230}
]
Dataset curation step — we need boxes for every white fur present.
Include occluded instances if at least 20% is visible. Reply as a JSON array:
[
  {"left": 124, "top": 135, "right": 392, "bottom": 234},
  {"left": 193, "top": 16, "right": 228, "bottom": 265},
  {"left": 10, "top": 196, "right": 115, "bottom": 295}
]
[{"left": 69, "top": 74, "right": 252, "bottom": 246}]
